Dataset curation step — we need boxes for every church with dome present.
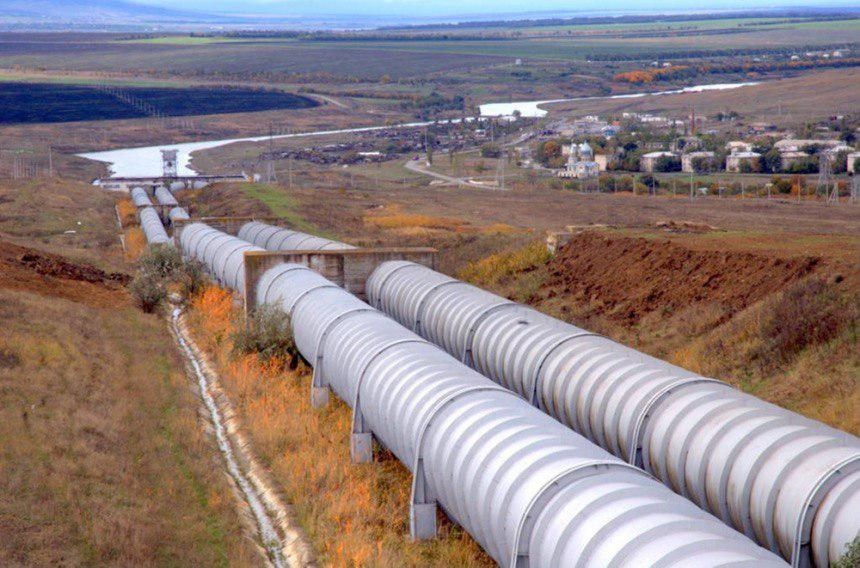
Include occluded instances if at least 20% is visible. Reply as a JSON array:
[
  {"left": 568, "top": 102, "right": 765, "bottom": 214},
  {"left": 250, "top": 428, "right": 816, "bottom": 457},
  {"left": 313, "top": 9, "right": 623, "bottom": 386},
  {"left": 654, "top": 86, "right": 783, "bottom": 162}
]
[{"left": 558, "top": 141, "right": 600, "bottom": 179}]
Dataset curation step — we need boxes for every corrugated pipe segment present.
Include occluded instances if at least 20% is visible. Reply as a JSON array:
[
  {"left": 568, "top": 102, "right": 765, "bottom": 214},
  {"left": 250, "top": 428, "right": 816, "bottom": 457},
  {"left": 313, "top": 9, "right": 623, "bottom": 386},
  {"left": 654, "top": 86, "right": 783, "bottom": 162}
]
[
  {"left": 130, "top": 186, "right": 153, "bottom": 207},
  {"left": 138, "top": 206, "right": 171, "bottom": 245},
  {"left": 366, "top": 260, "right": 860, "bottom": 567},
  {"left": 168, "top": 207, "right": 190, "bottom": 224},
  {"left": 179, "top": 223, "right": 264, "bottom": 296},
  {"left": 238, "top": 221, "right": 356, "bottom": 251},
  {"left": 179, "top": 223, "right": 787, "bottom": 568},
  {"left": 154, "top": 186, "right": 180, "bottom": 207}
]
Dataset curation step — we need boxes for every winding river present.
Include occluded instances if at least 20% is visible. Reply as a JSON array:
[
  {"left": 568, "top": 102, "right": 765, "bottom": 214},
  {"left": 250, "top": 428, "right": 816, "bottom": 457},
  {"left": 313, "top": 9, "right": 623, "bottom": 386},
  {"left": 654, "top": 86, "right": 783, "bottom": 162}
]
[{"left": 79, "top": 81, "right": 759, "bottom": 179}]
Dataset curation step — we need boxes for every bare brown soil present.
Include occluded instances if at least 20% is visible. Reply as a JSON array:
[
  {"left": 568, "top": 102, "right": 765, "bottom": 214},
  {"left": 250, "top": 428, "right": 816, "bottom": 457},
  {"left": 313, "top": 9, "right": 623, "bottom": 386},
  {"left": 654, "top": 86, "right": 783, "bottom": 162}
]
[
  {"left": 544, "top": 231, "right": 821, "bottom": 325},
  {"left": 0, "top": 240, "right": 128, "bottom": 308}
]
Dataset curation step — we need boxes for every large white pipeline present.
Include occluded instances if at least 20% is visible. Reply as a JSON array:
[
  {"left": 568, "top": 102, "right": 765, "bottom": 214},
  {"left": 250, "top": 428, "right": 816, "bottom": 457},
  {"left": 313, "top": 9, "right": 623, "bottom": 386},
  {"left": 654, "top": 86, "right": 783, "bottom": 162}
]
[
  {"left": 154, "top": 186, "right": 180, "bottom": 207},
  {"left": 238, "top": 221, "right": 356, "bottom": 252},
  {"left": 168, "top": 206, "right": 190, "bottom": 224},
  {"left": 178, "top": 223, "right": 787, "bottom": 568},
  {"left": 365, "top": 260, "right": 860, "bottom": 567},
  {"left": 138, "top": 206, "right": 171, "bottom": 245},
  {"left": 130, "top": 186, "right": 153, "bottom": 207}
]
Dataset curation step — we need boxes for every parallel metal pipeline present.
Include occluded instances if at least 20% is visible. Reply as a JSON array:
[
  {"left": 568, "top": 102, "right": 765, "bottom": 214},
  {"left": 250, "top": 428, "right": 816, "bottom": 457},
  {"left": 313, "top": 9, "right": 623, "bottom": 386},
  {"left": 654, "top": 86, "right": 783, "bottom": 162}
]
[
  {"left": 168, "top": 206, "right": 190, "bottom": 224},
  {"left": 154, "top": 186, "right": 180, "bottom": 207},
  {"left": 138, "top": 206, "right": 171, "bottom": 245},
  {"left": 179, "top": 223, "right": 787, "bottom": 568},
  {"left": 238, "top": 221, "right": 356, "bottom": 251},
  {"left": 179, "top": 223, "right": 263, "bottom": 295},
  {"left": 366, "top": 260, "right": 860, "bottom": 567},
  {"left": 130, "top": 186, "right": 153, "bottom": 207}
]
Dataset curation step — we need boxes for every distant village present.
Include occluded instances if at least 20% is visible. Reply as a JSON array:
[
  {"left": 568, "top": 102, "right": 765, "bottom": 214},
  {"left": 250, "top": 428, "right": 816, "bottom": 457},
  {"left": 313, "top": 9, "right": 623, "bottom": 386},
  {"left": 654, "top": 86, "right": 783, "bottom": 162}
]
[{"left": 528, "top": 111, "right": 859, "bottom": 181}]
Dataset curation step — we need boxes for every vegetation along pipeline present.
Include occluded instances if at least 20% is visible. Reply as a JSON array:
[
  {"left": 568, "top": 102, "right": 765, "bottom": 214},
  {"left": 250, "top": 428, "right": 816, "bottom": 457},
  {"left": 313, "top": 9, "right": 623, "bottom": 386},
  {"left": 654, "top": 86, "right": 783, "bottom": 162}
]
[
  {"left": 365, "top": 260, "right": 860, "bottom": 567},
  {"left": 175, "top": 222, "right": 788, "bottom": 567}
]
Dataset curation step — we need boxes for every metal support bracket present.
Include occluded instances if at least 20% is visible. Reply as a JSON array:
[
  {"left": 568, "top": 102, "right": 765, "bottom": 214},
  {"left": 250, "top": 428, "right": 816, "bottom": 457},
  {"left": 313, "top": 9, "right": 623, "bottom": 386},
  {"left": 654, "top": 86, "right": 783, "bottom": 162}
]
[
  {"left": 310, "top": 307, "right": 375, "bottom": 409},
  {"left": 350, "top": 399, "right": 373, "bottom": 463},
  {"left": 348, "top": 337, "right": 429, "bottom": 463},
  {"left": 409, "top": 457, "right": 437, "bottom": 540},
  {"left": 409, "top": 384, "right": 512, "bottom": 542}
]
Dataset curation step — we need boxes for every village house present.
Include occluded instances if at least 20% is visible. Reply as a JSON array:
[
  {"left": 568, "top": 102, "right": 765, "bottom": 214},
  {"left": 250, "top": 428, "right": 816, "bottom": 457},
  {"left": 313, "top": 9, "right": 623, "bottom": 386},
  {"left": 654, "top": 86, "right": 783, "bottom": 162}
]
[
  {"left": 780, "top": 151, "right": 811, "bottom": 170},
  {"left": 726, "top": 140, "right": 754, "bottom": 153},
  {"left": 774, "top": 139, "right": 842, "bottom": 152},
  {"left": 726, "top": 151, "right": 761, "bottom": 172},
  {"left": 640, "top": 151, "right": 679, "bottom": 173},
  {"left": 681, "top": 151, "right": 716, "bottom": 173}
]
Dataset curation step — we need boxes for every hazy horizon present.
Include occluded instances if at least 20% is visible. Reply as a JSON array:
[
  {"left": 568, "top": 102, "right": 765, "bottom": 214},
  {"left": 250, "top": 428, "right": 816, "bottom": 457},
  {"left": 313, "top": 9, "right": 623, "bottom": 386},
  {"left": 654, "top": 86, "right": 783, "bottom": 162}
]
[{"left": 131, "top": 0, "right": 860, "bottom": 18}]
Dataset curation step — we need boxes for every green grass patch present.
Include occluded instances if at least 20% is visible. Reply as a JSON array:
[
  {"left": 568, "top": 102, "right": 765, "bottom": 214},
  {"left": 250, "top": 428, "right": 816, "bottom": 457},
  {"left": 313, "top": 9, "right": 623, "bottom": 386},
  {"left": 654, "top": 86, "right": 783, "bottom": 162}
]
[
  {"left": 119, "top": 36, "right": 247, "bottom": 46},
  {"left": 239, "top": 183, "right": 320, "bottom": 234}
]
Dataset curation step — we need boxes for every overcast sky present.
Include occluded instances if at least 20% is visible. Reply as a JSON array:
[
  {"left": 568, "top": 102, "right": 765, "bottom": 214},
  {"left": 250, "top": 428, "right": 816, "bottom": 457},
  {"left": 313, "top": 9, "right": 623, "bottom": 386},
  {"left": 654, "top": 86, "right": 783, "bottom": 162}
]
[{"left": 133, "top": 0, "right": 857, "bottom": 17}]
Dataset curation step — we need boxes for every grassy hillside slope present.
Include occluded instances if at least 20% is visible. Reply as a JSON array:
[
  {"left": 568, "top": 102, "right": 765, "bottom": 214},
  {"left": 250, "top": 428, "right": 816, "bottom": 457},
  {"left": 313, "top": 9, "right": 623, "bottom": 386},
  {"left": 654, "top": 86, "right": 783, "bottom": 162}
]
[{"left": 0, "top": 178, "right": 258, "bottom": 565}]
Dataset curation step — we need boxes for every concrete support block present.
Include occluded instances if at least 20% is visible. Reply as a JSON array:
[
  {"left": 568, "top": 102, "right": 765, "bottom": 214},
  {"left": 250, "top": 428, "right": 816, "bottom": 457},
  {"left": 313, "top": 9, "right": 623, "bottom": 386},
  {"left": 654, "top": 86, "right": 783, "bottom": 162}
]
[
  {"left": 311, "top": 386, "right": 330, "bottom": 408},
  {"left": 410, "top": 503, "right": 437, "bottom": 541},
  {"left": 350, "top": 433, "right": 373, "bottom": 463},
  {"left": 243, "top": 247, "right": 437, "bottom": 312}
]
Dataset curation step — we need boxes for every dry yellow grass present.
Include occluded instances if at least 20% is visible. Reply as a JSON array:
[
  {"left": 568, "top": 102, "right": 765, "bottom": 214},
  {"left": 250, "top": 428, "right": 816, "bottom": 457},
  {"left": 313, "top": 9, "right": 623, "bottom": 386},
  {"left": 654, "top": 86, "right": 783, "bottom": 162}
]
[
  {"left": 670, "top": 279, "right": 859, "bottom": 434},
  {"left": 124, "top": 226, "right": 147, "bottom": 262},
  {"left": 364, "top": 204, "right": 465, "bottom": 232},
  {"left": 0, "top": 287, "right": 258, "bottom": 566},
  {"left": 459, "top": 240, "right": 552, "bottom": 296},
  {"left": 481, "top": 223, "right": 520, "bottom": 235},
  {"left": 187, "top": 285, "right": 492, "bottom": 567},
  {"left": 116, "top": 198, "right": 138, "bottom": 228}
]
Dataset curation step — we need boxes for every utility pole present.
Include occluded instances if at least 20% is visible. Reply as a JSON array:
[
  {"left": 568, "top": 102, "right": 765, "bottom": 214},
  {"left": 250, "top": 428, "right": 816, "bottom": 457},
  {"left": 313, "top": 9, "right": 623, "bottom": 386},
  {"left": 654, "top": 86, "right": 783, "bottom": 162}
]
[
  {"left": 690, "top": 170, "right": 694, "bottom": 201},
  {"left": 497, "top": 149, "right": 506, "bottom": 191},
  {"left": 265, "top": 122, "right": 277, "bottom": 183}
]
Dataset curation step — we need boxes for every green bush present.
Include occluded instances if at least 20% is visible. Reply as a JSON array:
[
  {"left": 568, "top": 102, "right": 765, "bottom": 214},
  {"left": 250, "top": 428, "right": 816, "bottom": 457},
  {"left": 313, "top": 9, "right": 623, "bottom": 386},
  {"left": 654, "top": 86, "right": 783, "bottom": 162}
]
[
  {"left": 654, "top": 156, "right": 681, "bottom": 173},
  {"left": 139, "top": 243, "right": 184, "bottom": 280},
  {"left": 480, "top": 143, "right": 502, "bottom": 159},
  {"left": 231, "top": 304, "right": 299, "bottom": 366},
  {"left": 131, "top": 244, "right": 210, "bottom": 312},
  {"left": 180, "top": 259, "right": 208, "bottom": 297},
  {"left": 833, "top": 535, "right": 860, "bottom": 568},
  {"left": 130, "top": 271, "right": 167, "bottom": 313}
]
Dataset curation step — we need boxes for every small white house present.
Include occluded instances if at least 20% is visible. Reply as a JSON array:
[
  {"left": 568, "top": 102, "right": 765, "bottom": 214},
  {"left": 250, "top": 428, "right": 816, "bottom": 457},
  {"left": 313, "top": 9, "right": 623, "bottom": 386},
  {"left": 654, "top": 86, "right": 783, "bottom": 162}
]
[
  {"left": 640, "top": 151, "right": 679, "bottom": 173},
  {"left": 682, "top": 151, "right": 716, "bottom": 173},
  {"left": 847, "top": 151, "right": 860, "bottom": 173}
]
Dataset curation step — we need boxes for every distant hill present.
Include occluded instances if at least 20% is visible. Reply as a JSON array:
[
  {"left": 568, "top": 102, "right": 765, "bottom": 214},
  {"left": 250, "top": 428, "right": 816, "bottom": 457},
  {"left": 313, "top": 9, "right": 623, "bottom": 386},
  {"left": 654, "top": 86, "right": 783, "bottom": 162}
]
[{"left": 0, "top": 0, "right": 225, "bottom": 26}]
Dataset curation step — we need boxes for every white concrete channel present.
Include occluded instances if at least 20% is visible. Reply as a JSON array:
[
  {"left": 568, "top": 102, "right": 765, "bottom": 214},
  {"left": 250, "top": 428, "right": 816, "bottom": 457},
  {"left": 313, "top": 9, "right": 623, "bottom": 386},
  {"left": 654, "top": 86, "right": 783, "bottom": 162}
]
[{"left": 170, "top": 307, "right": 312, "bottom": 568}]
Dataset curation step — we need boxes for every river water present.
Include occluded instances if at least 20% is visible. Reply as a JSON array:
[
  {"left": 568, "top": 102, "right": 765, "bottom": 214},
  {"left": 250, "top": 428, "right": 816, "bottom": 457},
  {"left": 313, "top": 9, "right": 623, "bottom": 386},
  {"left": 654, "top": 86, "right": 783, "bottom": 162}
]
[{"left": 79, "top": 82, "right": 759, "bottom": 179}]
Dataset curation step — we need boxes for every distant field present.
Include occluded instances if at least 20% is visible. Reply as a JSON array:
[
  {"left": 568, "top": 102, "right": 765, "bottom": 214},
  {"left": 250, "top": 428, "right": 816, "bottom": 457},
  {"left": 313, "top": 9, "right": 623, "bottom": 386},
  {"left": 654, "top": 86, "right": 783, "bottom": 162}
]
[
  {"left": 0, "top": 38, "right": 506, "bottom": 80},
  {"left": 0, "top": 82, "right": 318, "bottom": 124},
  {"left": 299, "top": 22, "right": 859, "bottom": 62},
  {"left": 0, "top": 17, "right": 855, "bottom": 83}
]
